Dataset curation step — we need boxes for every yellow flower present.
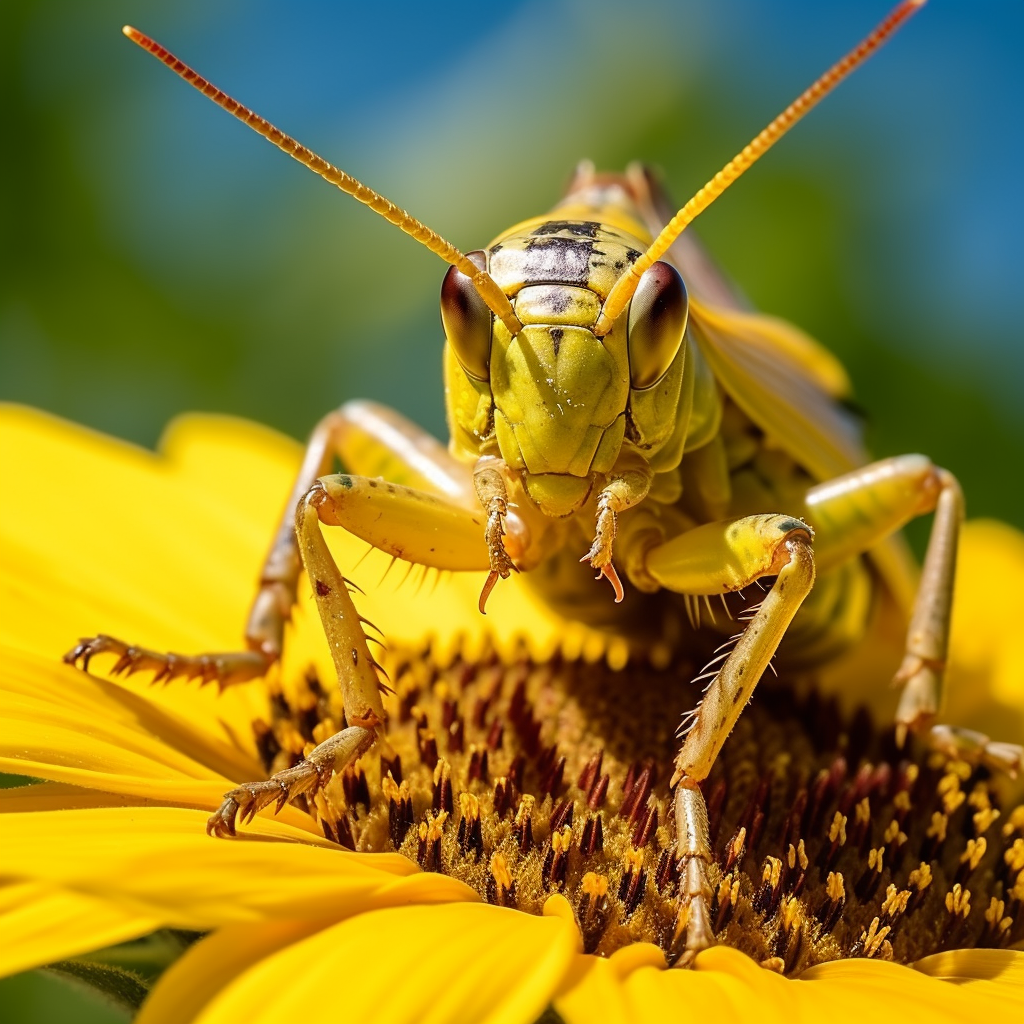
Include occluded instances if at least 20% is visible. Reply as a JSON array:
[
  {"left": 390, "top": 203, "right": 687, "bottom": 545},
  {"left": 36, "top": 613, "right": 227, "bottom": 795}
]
[{"left": 1, "top": 404, "right": 1022, "bottom": 1023}]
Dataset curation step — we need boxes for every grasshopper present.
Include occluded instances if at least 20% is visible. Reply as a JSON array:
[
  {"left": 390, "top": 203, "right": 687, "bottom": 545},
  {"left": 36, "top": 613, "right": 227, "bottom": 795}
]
[{"left": 65, "top": 0, "right": 1022, "bottom": 959}]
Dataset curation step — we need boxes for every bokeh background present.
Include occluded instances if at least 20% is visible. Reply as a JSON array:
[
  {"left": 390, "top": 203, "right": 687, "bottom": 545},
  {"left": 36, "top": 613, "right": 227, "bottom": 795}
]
[{"left": 1, "top": 0, "right": 1022, "bottom": 1019}]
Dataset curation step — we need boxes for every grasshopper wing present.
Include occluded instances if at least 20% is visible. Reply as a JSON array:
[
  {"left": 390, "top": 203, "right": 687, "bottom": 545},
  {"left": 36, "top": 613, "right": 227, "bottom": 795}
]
[
  {"left": 630, "top": 167, "right": 916, "bottom": 610},
  {"left": 687, "top": 297, "right": 864, "bottom": 482},
  {"left": 669, "top": 233, "right": 916, "bottom": 614}
]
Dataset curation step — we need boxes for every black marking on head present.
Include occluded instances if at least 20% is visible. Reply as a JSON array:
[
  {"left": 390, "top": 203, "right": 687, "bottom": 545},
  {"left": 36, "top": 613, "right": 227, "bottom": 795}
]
[
  {"left": 520, "top": 238, "right": 595, "bottom": 286},
  {"left": 547, "top": 290, "right": 573, "bottom": 315},
  {"left": 527, "top": 288, "right": 575, "bottom": 317},
  {"left": 490, "top": 243, "right": 503, "bottom": 254},
  {"left": 550, "top": 327, "right": 564, "bottom": 356},
  {"left": 532, "top": 220, "right": 601, "bottom": 238}
]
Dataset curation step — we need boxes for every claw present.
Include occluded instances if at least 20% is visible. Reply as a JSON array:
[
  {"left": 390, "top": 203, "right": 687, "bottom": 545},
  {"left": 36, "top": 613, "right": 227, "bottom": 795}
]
[
  {"left": 600, "top": 562, "right": 624, "bottom": 603},
  {"left": 478, "top": 571, "right": 499, "bottom": 615},
  {"left": 927, "top": 724, "right": 1023, "bottom": 777},
  {"left": 64, "top": 634, "right": 119, "bottom": 673},
  {"left": 62, "top": 633, "right": 270, "bottom": 688},
  {"left": 580, "top": 499, "right": 625, "bottom": 602},
  {"left": 579, "top": 554, "right": 625, "bottom": 603},
  {"left": 478, "top": 529, "right": 517, "bottom": 615},
  {"left": 64, "top": 642, "right": 90, "bottom": 671},
  {"left": 206, "top": 797, "right": 239, "bottom": 838}
]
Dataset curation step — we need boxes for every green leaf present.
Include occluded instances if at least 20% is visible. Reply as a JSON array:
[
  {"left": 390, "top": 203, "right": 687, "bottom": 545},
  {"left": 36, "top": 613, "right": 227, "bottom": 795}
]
[
  {"left": 38, "top": 930, "right": 204, "bottom": 1019},
  {"left": 43, "top": 960, "right": 149, "bottom": 1016},
  {"left": 78, "top": 929, "right": 202, "bottom": 983}
]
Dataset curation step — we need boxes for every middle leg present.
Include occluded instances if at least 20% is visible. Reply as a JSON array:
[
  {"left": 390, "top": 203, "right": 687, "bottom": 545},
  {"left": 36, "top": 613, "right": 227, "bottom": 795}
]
[
  {"left": 805, "top": 454, "right": 1021, "bottom": 773},
  {"left": 66, "top": 400, "right": 476, "bottom": 688}
]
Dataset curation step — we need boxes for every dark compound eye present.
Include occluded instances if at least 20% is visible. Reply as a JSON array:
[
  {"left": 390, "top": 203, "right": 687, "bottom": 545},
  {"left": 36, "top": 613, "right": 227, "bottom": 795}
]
[
  {"left": 627, "top": 261, "right": 688, "bottom": 389},
  {"left": 440, "top": 250, "right": 493, "bottom": 381}
]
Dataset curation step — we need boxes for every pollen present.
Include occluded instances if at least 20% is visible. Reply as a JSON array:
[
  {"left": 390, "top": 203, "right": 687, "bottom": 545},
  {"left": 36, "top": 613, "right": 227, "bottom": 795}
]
[
  {"left": 826, "top": 871, "right": 845, "bottom": 903},
  {"left": 1006, "top": 838, "right": 1024, "bottom": 874},
  {"left": 945, "top": 884, "right": 971, "bottom": 918},
  {"left": 908, "top": 862, "right": 932, "bottom": 893},
  {"left": 855, "top": 917, "right": 892, "bottom": 960},
  {"left": 250, "top": 640, "right": 1024, "bottom": 972},
  {"left": 880, "top": 884, "right": 911, "bottom": 920},
  {"left": 828, "top": 812, "right": 848, "bottom": 846}
]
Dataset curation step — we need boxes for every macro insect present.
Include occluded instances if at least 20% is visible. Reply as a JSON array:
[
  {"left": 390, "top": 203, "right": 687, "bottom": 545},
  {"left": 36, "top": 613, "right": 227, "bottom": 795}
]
[{"left": 65, "top": 0, "right": 1022, "bottom": 962}]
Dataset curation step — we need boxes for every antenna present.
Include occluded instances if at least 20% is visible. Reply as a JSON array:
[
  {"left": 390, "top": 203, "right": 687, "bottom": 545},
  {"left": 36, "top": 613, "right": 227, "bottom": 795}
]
[
  {"left": 121, "top": 26, "right": 524, "bottom": 336},
  {"left": 594, "top": 0, "right": 927, "bottom": 335}
]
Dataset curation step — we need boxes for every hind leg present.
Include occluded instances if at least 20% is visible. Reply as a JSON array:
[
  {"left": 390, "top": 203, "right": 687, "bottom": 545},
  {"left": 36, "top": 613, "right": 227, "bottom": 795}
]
[{"left": 805, "top": 455, "right": 1022, "bottom": 775}]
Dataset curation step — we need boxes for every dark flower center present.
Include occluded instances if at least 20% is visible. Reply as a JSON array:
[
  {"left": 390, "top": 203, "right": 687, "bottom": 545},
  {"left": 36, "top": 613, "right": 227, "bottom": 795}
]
[{"left": 251, "top": 643, "right": 1023, "bottom": 972}]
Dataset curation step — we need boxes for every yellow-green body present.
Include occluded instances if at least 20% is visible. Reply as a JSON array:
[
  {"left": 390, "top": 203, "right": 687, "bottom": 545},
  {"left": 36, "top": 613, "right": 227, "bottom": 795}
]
[{"left": 443, "top": 169, "right": 915, "bottom": 655}]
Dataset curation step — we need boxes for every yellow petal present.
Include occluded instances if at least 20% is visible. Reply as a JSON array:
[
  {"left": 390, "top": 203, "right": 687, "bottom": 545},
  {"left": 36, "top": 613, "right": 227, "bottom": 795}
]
[
  {"left": 945, "top": 519, "right": 1024, "bottom": 726},
  {"left": 4, "top": 676, "right": 233, "bottom": 781},
  {"left": 0, "top": 882, "right": 160, "bottom": 978},
  {"left": 799, "top": 952, "right": 1024, "bottom": 1020},
  {"left": 157, "top": 413, "right": 305, "bottom": 507},
  {"left": 0, "top": 407, "right": 278, "bottom": 659},
  {"left": 135, "top": 921, "right": 328, "bottom": 1024},
  {"left": 634, "top": 947, "right": 790, "bottom": 1024},
  {"left": 0, "top": 806, "right": 474, "bottom": 931},
  {"left": 0, "top": 782, "right": 145, "bottom": 812},
  {"left": 914, "top": 948, "right": 1024, "bottom": 1009},
  {"left": 559, "top": 945, "right": 1024, "bottom": 1024},
  {"left": 555, "top": 945, "right": 665, "bottom": 1024},
  {"left": 188, "top": 902, "right": 578, "bottom": 1024},
  {"left": 557, "top": 946, "right": 788, "bottom": 1024},
  {"left": 1, "top": 646, "right": 265, "bottom": 779},
  {"left": 555, "top": 958, "right": 633, "bottom": 1024},
  {"left": 0, "top": 647, "right": 298, "bottom": 821}
]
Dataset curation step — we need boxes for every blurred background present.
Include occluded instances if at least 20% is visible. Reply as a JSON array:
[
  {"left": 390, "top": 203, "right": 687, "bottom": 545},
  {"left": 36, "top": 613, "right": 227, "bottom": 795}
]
[{"left": 1, "top": 0, "right": 1021, "bottom": 1019}]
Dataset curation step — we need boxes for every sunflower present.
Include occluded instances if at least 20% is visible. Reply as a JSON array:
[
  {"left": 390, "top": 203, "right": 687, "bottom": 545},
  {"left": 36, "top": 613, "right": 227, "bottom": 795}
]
[{"left": 1, "top": 404, "right": 1021, "bottom": 1023}]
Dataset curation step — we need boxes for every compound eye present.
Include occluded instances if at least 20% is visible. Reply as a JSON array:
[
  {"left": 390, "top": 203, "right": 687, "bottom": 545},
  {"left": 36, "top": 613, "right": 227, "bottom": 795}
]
[
  {"left": 440, "top": 250, "right": 493, "bottom": 381},
  {"left": 627, "top": 261, "right": 688, "bottom": 389}
]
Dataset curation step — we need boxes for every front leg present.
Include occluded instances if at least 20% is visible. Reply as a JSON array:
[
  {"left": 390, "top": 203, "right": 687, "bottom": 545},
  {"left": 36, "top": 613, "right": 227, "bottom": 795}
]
[
  {"left": 474, "top": 457, "right": 518, "bottom": 612},
  {"left": 640, "top": 515, "right": 816, "bottom": 961},
  {"left": 582, "top": 460, "right": 654, "bottom": 602},
  {"left": 208, "top": 726, "right": 374, "bottom": 837},
  {"left": 209, "top": 473, "right": 492, "bottom": 835}
]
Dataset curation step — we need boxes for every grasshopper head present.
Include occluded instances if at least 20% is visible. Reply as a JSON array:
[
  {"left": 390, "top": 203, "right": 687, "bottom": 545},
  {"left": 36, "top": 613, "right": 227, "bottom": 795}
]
[{"left": 442, "top": 249, "right": 687, "bottom": 518}]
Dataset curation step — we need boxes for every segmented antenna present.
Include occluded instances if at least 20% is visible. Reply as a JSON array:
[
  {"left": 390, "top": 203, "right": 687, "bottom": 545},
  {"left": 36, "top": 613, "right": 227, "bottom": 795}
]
[
  {"left": 594, "top": 0, "right": 927, "bottom": 335},
  {"left": 121, "top": 26, "right": 524, "bottom": 336}
]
